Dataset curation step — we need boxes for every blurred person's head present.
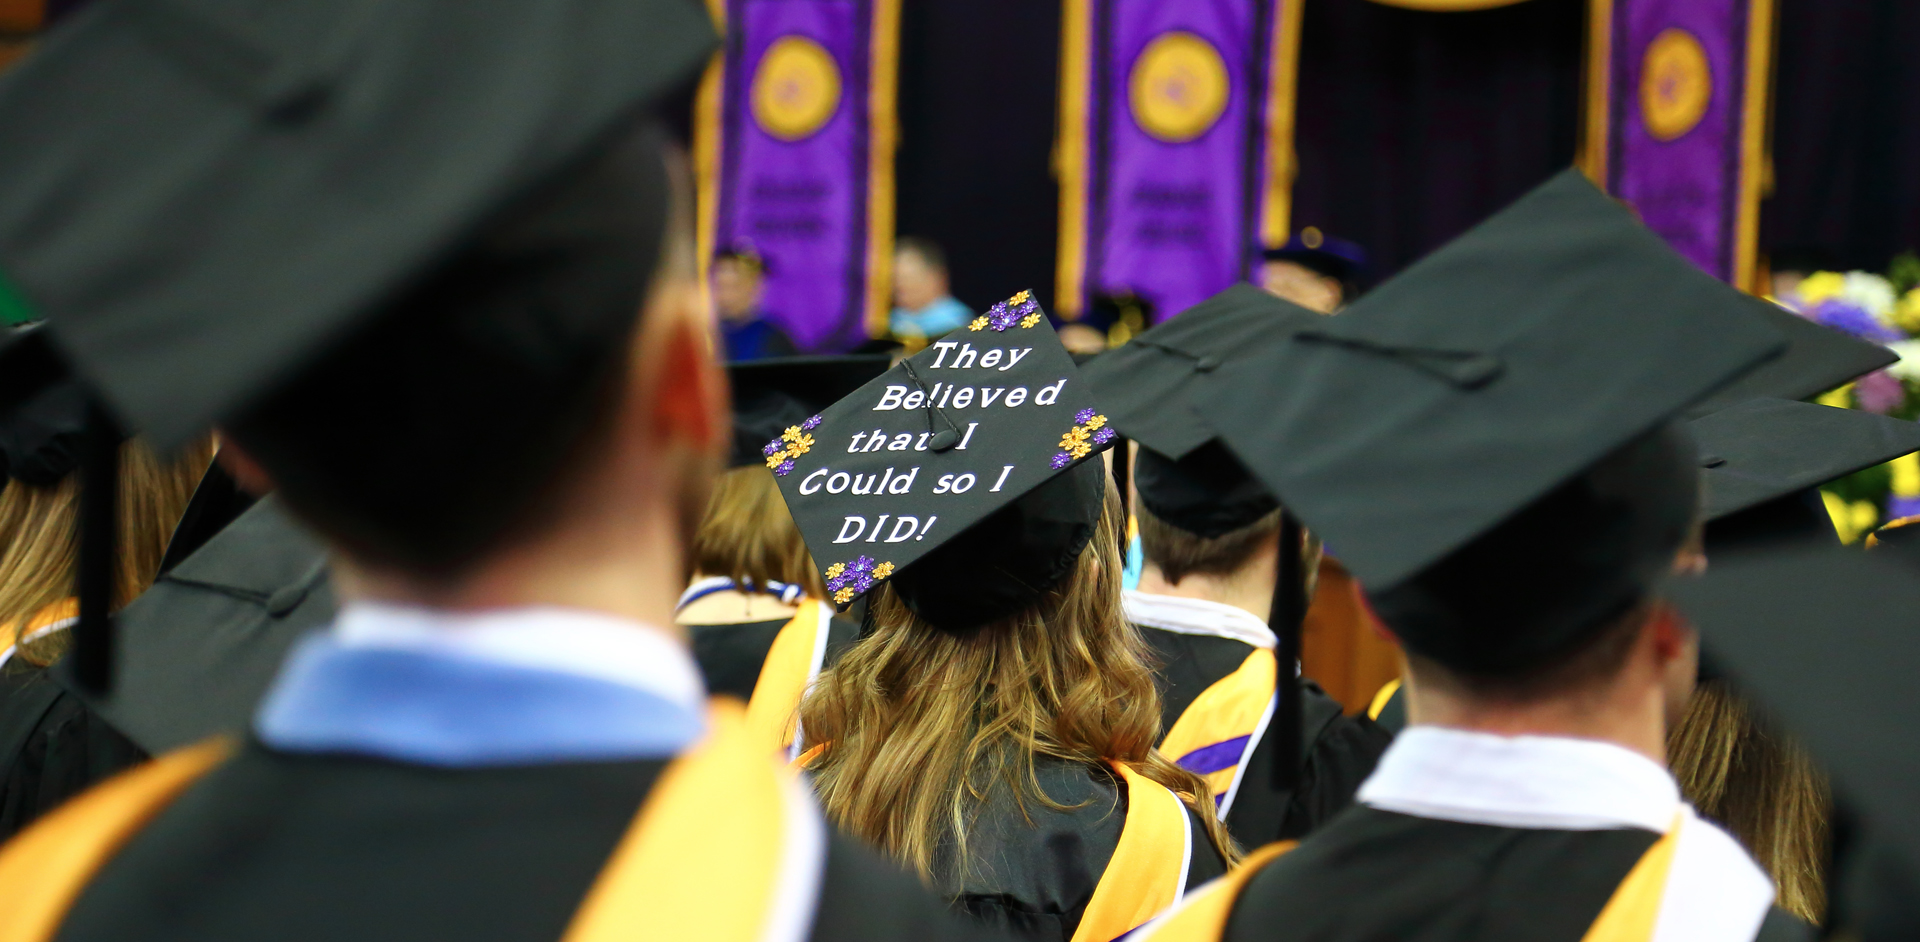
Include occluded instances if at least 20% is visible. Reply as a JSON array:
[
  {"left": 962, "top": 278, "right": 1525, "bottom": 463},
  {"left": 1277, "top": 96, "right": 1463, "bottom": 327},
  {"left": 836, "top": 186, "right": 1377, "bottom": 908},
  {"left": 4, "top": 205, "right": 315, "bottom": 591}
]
[
  {"left": 222, "top": 124, "right": 726, "bottom": 618},
  {"left": 689, "top": 465, "right": 826, "bottom": 600},
  {"left": 1259, "top": 259, "right": 1345, "bottom": 314},
  {"left": 711, "top": 246, "right": 767, "bottom": 324},
  {"left": 1260, "top": 229, "right": 1366, "bottom": 314},
  {"left": 892, "top": 237, "right": 950, "bottom": 312}
]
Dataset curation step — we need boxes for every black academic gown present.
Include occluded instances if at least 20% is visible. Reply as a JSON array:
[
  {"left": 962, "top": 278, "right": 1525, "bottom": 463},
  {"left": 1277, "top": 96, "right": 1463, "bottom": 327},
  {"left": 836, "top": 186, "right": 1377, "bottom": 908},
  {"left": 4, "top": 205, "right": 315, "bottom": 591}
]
[
  {"left": 0, "top": 659, "right": 145, "bottom": 841},
  {"left": 1216, "top": 806, "right": 1813, "bottom": 942},
  {"left": 689, "top": 614, "right": 861, "bottom": 701},
  {"left": 1140, "top": 626, "right": 1391, "bottom": 846},
  {"left": 72, "top": 496, "right": 334, "bottom": 753},
  {"left": 934, "top": 755, "right": 1228, "bottom": 942},
  {"left": 50, "top": 739, "right": 1002, "bottom": 942}
]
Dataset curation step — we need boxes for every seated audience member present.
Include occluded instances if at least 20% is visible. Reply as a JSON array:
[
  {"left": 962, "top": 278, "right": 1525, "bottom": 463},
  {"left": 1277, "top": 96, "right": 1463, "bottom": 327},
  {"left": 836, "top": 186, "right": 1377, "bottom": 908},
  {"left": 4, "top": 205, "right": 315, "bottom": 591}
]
[
  {"left": 889, "top": 236, "right": 972, "bottom": 342},
  {"left": 785, "top": 293, "right": 1235, "bottom": 941},
  {"left": 677, "top": 355, "right": 886, "bottom": 753},
  {"left": 1140, "top": 171, "right": 1794, "bottom": 942},
  {"left": 0, "top": 5, "right": 1008, "bottom": 938},
  {"left": 712, "top": 243, "right": 798, "bottom": 361},
  {"left": 1259, "top": 227, "right": 1366, "bottom": 314},
  {"left": 0, "top": 351, "right": 213, "bottom": 838}
]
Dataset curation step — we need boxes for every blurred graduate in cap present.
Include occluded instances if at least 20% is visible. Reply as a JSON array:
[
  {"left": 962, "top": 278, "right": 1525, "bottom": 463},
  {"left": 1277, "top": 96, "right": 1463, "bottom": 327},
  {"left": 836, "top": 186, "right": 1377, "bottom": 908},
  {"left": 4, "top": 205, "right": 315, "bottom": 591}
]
[
  {"left": 1081, "top": 284, "right": 1391, "bottom": 848},
  {"left": 0, "top": 331, "right": 211, "bottom": 839},
  {"left": 1258, "top": 228, "right": 1367, "bottom": 315},
  {"left": 0, "top": 1, "right": 1006, "bottom": 938},
  {"left": 1139, "top": 171, "right": 1800, "bottom": 942},
  {"left": 712, "top": 243, "right": 799, "bottom": 361},
  {"left": 677, "top": 355, "right": 887, "bottom": 754},
  {"left": 779, "top": 291, "right": 1237, "bottom": 941}
]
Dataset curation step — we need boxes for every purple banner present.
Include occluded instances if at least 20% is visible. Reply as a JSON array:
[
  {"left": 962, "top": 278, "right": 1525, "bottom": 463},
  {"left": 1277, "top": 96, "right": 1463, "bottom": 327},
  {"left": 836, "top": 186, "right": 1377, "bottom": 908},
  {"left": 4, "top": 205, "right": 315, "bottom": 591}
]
[
  {"left": 716, "top": 0, "right": 885, "bottom": 351},
  {"left": 1068, "top": 0, "right": 1268, "bottom": 322},
  {"left": 1606, "top": 0, "right": 1755, "bottom": 283}
]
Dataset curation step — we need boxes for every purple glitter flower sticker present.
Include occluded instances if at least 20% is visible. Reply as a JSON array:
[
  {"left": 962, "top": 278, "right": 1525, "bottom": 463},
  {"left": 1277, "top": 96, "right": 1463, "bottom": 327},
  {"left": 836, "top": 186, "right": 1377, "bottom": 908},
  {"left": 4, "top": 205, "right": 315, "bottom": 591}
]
[
  {"left": 801, "top": 414, "right": 822, "bottom": 431},
  {"left": 774, "top": 459, "right": 796, "bottom": 476},
  {"left": 1051, "top": 453, "right": 1072, "bottom": 469},
  {"left": 1074, "top": 408, "right": 1096, "bottom": 425},
  {"left": 763, "top": 440, "right": 784, "bottom": 457},
  {"left": 1092, "top": 427, "right": 1116, "bottom": 445}
]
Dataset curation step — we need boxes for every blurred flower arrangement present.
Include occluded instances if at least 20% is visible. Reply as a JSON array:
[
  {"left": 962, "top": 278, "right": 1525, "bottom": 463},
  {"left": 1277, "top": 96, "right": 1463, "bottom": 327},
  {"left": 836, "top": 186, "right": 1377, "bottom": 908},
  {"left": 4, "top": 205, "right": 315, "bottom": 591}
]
[{"left": 1779, "top": 253, "right": 1920, "bottom": 540}]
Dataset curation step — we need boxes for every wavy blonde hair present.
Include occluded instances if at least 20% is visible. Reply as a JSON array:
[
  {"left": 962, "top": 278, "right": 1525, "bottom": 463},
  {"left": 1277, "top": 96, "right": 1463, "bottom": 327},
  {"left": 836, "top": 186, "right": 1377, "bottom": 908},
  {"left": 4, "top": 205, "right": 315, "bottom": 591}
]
[
  {"left": 1669, "top": 680, "right": 1829, "bottom": 923},
  {"left": 798, "top": 483, "right": 1241, "bottom": 881},
  {"left": 690, "top": 465, "right": 826, "bottom": 599},
  {"left": 0, "top": 437, "right": 215, "bottom": 667}
]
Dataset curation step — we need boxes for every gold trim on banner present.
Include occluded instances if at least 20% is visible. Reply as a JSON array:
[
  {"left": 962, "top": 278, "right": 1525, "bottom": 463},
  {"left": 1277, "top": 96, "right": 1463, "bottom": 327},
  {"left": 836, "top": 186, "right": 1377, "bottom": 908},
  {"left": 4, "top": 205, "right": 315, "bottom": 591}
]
[
  {"left": 1576, "top": 0, "right": 1613, "bottom": 186},
  {"left": 1364, "top": 0, "right": 1533, "bottom": 9},
  {"left": 693, "top": 0, "right": 727, "bottom": 331},
  {"left": 1732, "top": 0, "right": 1775, "bottom": 293},
  {"left": 864, "top": 0, "right": 902, "bottom": 339},
  {"left": 1261, "top": 0, "right": 1306, "bottom": 247},
  {"left": 0, "top": 0, "right": 42, "bottom": 35},
  {"left": 1053, "top": 0, "right": 1092, "bottom": 318}
]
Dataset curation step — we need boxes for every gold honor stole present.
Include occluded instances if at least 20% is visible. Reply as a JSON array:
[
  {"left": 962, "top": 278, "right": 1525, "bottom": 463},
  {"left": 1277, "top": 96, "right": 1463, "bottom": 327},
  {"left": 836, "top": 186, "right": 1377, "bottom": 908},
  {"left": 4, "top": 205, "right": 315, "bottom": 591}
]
[
  {"left": 1157, "top": 649, "right": 1275, "bottom": 815},
  {"left": 745, "top": 599, "right": 835, "bottom": 758},
  {"left": 1135, "top": 814, "right": 1687, "bottom": 942},
  {"left": 1070, "top": 761, "right": 1198, "bottom": 942},
  {"left": 0, "top": 701, "right": 825, "bottom": 942}
]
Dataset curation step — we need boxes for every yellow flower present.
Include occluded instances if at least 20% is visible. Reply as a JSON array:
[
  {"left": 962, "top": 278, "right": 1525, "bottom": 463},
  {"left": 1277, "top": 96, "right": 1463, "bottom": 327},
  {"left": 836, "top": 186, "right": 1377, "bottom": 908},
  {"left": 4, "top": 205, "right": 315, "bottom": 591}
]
[
  {"left": 1019, "top": 313, "right": 1043, "bottom": 329},
  {"left": 1084, "top": 414, "right": 1106, "bottom": 431},
  {"left": 833, "top": 588, "right": 856, "bottom": 605},
  {"left": 1795, "top": 271, "right": 1846, "bottom": 306},
  {"left": 785, "top": 433, "right": 815, "bottom": 457},
  {"left": 969, "top": 316, "right": 990, "bottom": 331},
  {"left": 781, "top": 426, "right": 803, "bottom": 442},
  {"left": 824, "top": 562, "right": 846, "bottom": 580},
  {"left": 1009, "top": 289, "right": 1033, "bottom": 305},
  {"left": 872, "top": 561, "right": 895, "bottom": 580},
  {"left": 764, "top": 451, "right": 788, "bottom": 469},
  {"left": 1070, "top": 442, "right": 1092, "bottom": 459},
  {"left": 1060, "top": 427, "right": 1090, "bottom": 449},
  {"left": 1895, "top": 287, "right": 1920, "bottom": 334}
]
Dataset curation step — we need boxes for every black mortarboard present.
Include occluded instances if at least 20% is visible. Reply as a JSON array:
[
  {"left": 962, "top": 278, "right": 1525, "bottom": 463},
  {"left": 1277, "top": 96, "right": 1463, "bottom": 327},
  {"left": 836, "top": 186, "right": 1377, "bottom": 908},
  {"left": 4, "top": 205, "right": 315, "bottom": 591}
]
[
  {"left": 1666, "top": 545, "right": 1920, "bottom": 930},
  {"left": 0, "top": 0, "right": 714, "bottom": 448},
  {"left": 728, "top": 356, "right": 890, "bottom": 468},
  {"left": 1694, "top": 398, "right": 1920, "bottom": 550},
  {"left": 774, "top": 291, "right": 1115, "bottom": 632},
  {"left": 0, "top": 0, "right": 715, "bottom": 693},
  {"left": 1193, "top": 169, "right": 1784, "bottom": 673},
  {"left": 1683, "top": 302, "right": 1896, "bottom": 419},
  {"left": 1262, "top": 228, "right": 1370, "bottom": 283}
]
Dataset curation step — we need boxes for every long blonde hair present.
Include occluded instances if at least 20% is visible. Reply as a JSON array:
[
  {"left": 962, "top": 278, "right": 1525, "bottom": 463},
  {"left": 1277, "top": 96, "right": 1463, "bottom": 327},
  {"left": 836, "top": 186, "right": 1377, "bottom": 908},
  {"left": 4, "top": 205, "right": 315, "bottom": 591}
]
[
  {"left": 1668, "top": 680, "right": 1829, "bottom": 923},
  {"left": 0, "top": 437, "right": 215, "bottom": 666},
  {"left": 690, "top": 465, "right": 827, "bottom": 599},
  {"left": 798, "top": 484, "right": 1241, "bottom": 881}
]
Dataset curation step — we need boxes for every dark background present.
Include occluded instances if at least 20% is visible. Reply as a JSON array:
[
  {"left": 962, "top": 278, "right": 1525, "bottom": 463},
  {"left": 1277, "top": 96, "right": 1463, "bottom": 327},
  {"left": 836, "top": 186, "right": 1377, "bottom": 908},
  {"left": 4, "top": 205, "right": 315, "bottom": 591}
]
[{"left": 892, "top": 0, "right": 1920, "bottom": 309}]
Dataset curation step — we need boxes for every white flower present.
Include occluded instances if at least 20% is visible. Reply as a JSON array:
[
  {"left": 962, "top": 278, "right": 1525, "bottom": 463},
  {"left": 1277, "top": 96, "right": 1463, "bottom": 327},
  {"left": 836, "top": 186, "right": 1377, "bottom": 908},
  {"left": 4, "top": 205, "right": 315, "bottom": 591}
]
[
  {"left": 1842, "top": 271, "right": 1898, "bottom": 320},
  {"left": 1887, "top": 339, "right": 1920, "bottom": 383}
]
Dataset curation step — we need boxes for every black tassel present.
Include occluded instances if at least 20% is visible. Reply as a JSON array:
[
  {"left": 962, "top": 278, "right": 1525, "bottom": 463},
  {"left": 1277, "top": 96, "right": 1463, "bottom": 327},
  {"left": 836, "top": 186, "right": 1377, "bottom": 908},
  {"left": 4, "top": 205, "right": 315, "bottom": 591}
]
[
  {"left": 1269, "top": 512, "right": 1305, "bottom": 788},
  {"left": 72, "top": 398, "right": 118, "bottom": 694}
]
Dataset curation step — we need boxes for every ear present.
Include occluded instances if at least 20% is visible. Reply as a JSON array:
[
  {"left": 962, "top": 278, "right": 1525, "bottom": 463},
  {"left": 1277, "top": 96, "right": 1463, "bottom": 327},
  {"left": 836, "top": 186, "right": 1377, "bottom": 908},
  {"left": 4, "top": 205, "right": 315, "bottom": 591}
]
[
  {"left": 650, "top": 307, "right": 728, "bottom": 455},
  {"left": 1646, "top": 601, "right": 1695, "bottom": 664},
  {"left": 213, "top": 436, "right": 277, "bottom": 495}
]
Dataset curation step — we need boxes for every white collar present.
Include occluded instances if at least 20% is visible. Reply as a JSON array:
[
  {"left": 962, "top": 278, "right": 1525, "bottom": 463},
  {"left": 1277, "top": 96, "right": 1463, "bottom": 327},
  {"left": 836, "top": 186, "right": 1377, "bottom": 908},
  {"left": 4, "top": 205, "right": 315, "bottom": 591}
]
[
  {"left": 1123, "top": 589, "right": 1276, "bottom": 650},
  {"left": 1358, "top": 726, "right": 1681, "bottom": 833},
  {"left": 331, "top": 602, "right": 706, "bottom": 715}
]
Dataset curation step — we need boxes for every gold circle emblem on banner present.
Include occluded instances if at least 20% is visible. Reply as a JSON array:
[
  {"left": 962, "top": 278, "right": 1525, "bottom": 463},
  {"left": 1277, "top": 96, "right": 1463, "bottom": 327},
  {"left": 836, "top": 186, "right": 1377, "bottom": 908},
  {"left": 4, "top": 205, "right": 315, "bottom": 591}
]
[
  {"left": 1129, "top": 32, "right": 1230, "bottom": 143},
  {"left": 1640, "top": 28, "right": 1712, "bottom": 142},
  {"left": 753, "top": 36, "right": 842, "bottom": 142}
]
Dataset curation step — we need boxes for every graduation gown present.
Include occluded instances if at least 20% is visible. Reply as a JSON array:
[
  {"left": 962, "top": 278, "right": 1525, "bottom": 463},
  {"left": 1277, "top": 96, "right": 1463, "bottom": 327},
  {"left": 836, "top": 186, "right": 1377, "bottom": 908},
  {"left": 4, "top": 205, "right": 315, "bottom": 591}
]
[
  {"left": 933, "top": 754, "right": 1228, "bottom": 942},
  {"left": 1128, "top": 591, "right": 1390, "bottom": 846},
  {"left": 0, "top": 659, "right": 145, "bottom": 842},
  {"left": 688, "top": 607, "right": 860, "bottom": 702}
]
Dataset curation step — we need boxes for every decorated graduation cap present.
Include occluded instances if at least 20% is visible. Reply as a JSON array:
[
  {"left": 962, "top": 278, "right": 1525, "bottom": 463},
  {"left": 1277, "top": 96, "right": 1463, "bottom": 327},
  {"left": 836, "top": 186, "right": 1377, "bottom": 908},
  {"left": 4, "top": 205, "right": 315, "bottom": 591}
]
[
  {"left": 1665, "top": 544, "right": 1920, "bottom": 928},
  {"left": 1192, "top": 169, "right": 1785, "bottom": 675},
  {"left": 774, "top": 290, "right": 1115, "bottom": 632},
  {"left": 1693, "top": 398, "right": 1920, "bottom": 550},
  {"left": 0, "top": 0, "right": 715, "bottom": 692},
  {"left": 1684, "top": 302, "right": 1897, "bottom": 419},
  {"left": 728, "top": 355, "right": 890, "bottom": 468}
]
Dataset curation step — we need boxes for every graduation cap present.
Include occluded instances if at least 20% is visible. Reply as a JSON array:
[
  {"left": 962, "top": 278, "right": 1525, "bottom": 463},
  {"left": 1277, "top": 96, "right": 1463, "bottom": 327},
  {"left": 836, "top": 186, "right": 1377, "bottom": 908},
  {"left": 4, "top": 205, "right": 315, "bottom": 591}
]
[
  {"left": 1694, "top": 398, "right": 1920, "bottom": 550},
  {"left": 1262, "top": 227, "right": 1369, "bottom": 284},
  {"left": 774, "top": 290, "right": 1115, "bottom": 633},
  {"left": 0, "top": 0, "right": 716, "bottom": 692},
  {"left": 728, "top": 356, "right": 890, "bottom": 468},
  {"left": 1683, "top": 302, "right": 1897, "bottom": 419},
  {"left": 1192, "top": 169, "right": 1785, "bottom": 675},
  {"left": 1665, "top": 545, "right": 1920, "bottom": 931}
]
